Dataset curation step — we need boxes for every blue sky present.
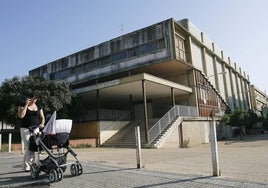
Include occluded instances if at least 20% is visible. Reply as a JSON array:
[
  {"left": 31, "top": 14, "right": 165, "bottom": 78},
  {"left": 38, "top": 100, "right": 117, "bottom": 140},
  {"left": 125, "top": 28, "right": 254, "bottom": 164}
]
[{"left": 0, "top": 0, "right": 267, "bottom": 93}]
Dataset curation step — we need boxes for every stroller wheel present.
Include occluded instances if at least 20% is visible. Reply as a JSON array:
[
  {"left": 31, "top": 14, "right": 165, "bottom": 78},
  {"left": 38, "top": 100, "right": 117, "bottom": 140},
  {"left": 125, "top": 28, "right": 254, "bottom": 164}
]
[
  {"left": 70, "top": 164, "right": 78, "bottom": 176},
  {"left": 30, "top": 163, "right": 39, "bottom": 179},
  {"left": 77, "top": 163, "right": 83, "bottom": 175},
  {"left": 48, "top": 169, "right": 58, "bottom": 182},
  {"left": 56, "top": 168, "right": 63, "bottom": 181}
]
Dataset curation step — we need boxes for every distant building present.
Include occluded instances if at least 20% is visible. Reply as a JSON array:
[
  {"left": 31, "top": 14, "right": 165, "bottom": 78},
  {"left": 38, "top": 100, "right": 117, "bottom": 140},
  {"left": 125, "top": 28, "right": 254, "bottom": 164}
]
[{"left": 249, "top": 85, "right": 267, "bottom": 116}]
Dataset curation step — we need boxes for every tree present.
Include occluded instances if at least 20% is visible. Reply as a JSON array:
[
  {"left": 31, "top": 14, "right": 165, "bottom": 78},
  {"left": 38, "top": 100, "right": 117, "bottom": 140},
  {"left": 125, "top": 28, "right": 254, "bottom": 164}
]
[
  {"left": 243, "top": 110, "right": 259, "bottom": 130},
  {"left": 0, "top": 76, "right": 74, "bottom": 127},
  {"left": 229, "top": 108, "right": 245, "bottom": 127},
  {"left": 228, "top": 108, "right": 259, "bottom": 135}
]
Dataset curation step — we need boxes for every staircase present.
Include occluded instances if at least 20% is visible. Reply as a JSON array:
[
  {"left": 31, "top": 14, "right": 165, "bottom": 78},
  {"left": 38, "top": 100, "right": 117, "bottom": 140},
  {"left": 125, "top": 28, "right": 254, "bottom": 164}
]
[
  {"left": 152, "top": 117, "right": 183, "bottom": 148},
  {"left": 101, "top": 105, "right": 198, "bottom": 148},
  {"left": 101, "top": 119, "right": 158, "bottom": 148}
]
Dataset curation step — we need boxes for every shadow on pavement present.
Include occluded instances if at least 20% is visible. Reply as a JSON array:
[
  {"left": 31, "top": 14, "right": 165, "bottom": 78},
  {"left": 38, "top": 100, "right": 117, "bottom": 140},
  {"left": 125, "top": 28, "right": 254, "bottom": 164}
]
[
  {"left": 133, "top": 175, "right": 215, "bottom": 188},
  {"left": 224, "top": 133, "right": 268, "bottom": 144},
  {"left": 0, "top": 171, "right": 49, "bottom": 187}
]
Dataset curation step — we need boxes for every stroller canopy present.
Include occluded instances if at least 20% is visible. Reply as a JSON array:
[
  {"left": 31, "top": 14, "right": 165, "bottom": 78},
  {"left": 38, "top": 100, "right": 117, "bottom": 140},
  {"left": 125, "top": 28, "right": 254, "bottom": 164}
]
[{"left": 42, "top": 111, "right": 72, "bottom": 135}]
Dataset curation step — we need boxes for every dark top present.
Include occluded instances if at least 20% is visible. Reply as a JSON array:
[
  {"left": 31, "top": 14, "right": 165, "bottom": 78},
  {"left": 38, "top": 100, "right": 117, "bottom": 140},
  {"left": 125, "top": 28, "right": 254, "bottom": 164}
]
[{"left": 19, "top": 103, "right": 42, "bottom": 129}]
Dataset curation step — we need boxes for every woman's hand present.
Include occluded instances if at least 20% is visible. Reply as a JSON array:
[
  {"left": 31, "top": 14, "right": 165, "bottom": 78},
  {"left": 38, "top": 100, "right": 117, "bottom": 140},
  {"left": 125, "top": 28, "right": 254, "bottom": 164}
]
[
  {"left": 25, "top": 98, "right": 31, "bottom": 107},
  {"left": 18, "top": 99, "right": 30, "bottom": 118},
  {"left": 39, "top": 124, "right": 44, "bottom": 129}
]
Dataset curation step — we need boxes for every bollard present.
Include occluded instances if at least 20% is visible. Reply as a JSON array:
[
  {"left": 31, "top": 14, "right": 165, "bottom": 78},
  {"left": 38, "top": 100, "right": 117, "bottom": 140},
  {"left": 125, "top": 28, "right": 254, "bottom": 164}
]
[
  {"left": 0, "top": 133, "right": 2, "bottom": 150},
  {"left": 210, "top": 118, "right": 220, "bottom": 176},
  {"left": 8, "top": 133, "right": 12, "bottom": 153},
  {"left": 135, "top": 126, "right": 142, "bottom": 169}
]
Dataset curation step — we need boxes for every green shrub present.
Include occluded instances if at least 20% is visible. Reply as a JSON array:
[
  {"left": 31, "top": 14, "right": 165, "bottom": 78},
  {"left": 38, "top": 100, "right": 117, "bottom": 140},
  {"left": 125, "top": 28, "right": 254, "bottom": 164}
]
[
  {"left": 73, "top": 143, "right": 92, "bottom": 148},
  {"left": 0, "top": 144, "right": 13, "bottom": 152}
]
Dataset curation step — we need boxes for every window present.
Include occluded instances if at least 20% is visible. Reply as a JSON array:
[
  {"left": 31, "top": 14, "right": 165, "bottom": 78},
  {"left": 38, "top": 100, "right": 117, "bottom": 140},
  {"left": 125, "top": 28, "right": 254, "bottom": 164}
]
[
  {"left": 99, "top": 42, "right": 110, "bottom": 57},
  {"left": 175, "top": 34, "right": 186, "bottom": 61},
  {"left": 200, "top": 87, "right": 207, "bottom": 104},
  {"left": 111, "top": 51, "right": 127, "bottom": 62},
  {"left": 60, "top": 58, "right": 68, "bottom": 69},
  {"left": 140, "top": 41, "right": 157, "bottom": 55},
  {"left": 72, "top": 64, "right": 83, "bottom": 74},
  {"left": 158, "top": 38, "right": 166, "bottom": 49},
  {"left": 128, "top": 47, "right": 140, "bottom": 58},
  {"left": 111, "top": 40, "right": 121, "bottom": 53},
  {"left": 85, "top": 47, "right": 95, "bottom": 61}
]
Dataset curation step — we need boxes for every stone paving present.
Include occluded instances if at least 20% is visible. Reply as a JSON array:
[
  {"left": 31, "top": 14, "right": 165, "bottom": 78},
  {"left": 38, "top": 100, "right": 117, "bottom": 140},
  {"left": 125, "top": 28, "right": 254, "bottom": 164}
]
[{"left": 0, "top": 133, "right": 268, "bottom": 187}]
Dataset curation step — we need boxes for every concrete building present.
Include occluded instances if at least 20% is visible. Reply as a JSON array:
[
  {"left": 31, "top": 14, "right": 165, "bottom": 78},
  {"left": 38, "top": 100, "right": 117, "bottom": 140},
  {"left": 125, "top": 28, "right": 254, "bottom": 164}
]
[
  {"left": 29, "top": 18, "right": 258, "bottom": 147},
  {"left": 249, "top": 85, "right": 267, "bottom": 116}
]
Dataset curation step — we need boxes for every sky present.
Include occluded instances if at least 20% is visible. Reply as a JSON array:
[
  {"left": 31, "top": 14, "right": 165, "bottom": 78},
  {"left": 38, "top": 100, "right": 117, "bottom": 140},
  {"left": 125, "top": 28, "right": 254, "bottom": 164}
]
[{"left": 0, "top": 0, "right": 267, "bottom": 93}]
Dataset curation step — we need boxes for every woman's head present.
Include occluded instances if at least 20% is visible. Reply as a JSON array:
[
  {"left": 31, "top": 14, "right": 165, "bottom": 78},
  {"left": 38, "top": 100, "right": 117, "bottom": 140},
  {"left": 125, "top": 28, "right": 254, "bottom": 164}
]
[{"left": 27, "top": 93, "right": 37, "bottom": 103}]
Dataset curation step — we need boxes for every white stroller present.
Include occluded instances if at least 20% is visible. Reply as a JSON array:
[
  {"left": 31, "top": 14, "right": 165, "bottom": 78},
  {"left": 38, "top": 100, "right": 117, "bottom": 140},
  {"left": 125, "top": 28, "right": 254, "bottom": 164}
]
[{"left": 29, "top": 111, "right": 83, "bottom": 183}]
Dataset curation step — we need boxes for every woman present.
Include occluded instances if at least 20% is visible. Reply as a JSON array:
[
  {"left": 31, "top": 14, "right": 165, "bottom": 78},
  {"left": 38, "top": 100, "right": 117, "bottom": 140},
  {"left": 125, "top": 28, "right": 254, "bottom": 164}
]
[{"left": 18, "top": 93, "right": 45, "bottom": 172}]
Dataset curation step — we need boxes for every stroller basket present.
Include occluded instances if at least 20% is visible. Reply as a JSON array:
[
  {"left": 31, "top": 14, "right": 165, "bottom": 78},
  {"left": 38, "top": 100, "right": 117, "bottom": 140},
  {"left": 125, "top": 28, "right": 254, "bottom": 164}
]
[{"left": 40, "top": 154, "right": 67, "bottom": 173}]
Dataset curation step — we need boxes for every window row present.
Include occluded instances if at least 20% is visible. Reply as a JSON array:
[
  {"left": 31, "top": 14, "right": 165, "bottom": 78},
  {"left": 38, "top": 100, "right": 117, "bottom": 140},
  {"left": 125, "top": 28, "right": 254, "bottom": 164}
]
[{"left": 50, "top": 38, "right": 167, "bottom": 80}]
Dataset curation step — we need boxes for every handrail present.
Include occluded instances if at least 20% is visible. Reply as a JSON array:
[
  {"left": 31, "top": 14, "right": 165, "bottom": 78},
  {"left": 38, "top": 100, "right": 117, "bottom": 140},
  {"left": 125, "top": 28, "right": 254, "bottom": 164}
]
[{"left": 148, "top": 105, "right": 198, "bottom": 144}]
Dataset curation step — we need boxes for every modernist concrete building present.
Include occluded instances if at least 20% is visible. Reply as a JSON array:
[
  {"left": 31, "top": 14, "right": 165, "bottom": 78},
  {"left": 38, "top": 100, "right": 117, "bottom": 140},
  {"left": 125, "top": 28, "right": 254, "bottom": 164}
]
[{"left": 29, "top": 18, "right": 257, "bottom": 147}]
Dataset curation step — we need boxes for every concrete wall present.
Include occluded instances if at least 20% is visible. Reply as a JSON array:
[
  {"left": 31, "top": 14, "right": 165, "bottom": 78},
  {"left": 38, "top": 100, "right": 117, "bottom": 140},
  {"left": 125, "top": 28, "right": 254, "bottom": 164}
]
[
  {"left": 180, "top": 120, "right": 210, "bottom": 147},
  {"left": 71, "top": 121, "right": 129, "bottom": 145},
  {"left": 99, "top": 121, "right": 129, "bottom": 145},
  {"left": 159, "top": 119, "right": 210, "bottom": 148},
  {"left": 157, "top": 121, "right": 180, "bottom": 148},
  {"left": 71, "top": 121, "right": 99, "bottom": 139}
]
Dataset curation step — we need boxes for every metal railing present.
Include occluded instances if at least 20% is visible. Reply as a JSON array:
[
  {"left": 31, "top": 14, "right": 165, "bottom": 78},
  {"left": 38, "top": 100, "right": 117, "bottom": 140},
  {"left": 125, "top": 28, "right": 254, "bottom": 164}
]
[{"left": 148, "top": 105, "right": 198, "bottom": 144}]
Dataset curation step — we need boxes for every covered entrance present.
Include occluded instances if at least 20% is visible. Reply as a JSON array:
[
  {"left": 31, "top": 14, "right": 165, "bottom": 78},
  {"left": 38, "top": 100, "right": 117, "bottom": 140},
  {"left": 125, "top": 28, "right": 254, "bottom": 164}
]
[{"left": 72, "top": 73, "right": 193, "bottom": 143}]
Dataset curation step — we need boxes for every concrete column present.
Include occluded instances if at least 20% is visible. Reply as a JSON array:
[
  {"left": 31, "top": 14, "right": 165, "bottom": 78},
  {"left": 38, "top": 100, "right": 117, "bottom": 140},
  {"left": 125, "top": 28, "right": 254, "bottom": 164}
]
[
  {"left": 129, "top": 94, "right": 133, "bottom": 120},
  {"left": 96, "top": 89, "right": 100, "bottom": 120},
  {"left": 234, "top": 72, "right": 242, "bottom": 108},
  {"left": 142, "top": 80, "right": 149, "bottom": 143},
  {"left": 240, "top": 78, "right": 246, "bottom": 110},
  {"left": 222, "top": 64, "right": 229, "bottom": 103},
  {"left": 212, "top": 56, "right": 219, "bottom": 90},
  {"left": 228, "top": 57, "right": 235, "bottom": 110},
  {"left": 171, "top": 87, "right": 175, "bottom": 106},
  {"left": 201, "top": 47, "right": 207, "bottom": 75}
]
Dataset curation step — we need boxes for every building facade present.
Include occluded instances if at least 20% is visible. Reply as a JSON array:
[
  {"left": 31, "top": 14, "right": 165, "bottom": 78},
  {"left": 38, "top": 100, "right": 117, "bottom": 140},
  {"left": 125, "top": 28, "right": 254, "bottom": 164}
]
[{"left": 30, "top": 18, "right": 253, "bottom": 121}]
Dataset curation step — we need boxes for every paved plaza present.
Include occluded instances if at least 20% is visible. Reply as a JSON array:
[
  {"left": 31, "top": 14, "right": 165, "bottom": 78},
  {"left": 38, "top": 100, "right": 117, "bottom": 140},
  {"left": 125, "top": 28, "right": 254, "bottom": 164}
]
[{"left": 0, "top": 133, "right": 268, "bottom": 187}]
